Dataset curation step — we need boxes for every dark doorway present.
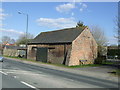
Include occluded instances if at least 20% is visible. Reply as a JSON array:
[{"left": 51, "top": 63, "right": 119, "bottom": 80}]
[
  {"left": 63, "top": 51, "right": 67, "bottom": 65},
  {"left": 36, "top": 47, "right": 48, "bottom": 63}
]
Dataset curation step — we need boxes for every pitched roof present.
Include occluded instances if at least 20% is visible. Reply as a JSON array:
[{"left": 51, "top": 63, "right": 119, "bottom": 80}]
[{"left": 30, "top": 27, "right": 86, "bottom": 44}]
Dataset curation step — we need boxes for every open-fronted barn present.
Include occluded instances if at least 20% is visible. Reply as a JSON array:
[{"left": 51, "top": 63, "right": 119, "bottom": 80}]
[{"left": 28, "top": 27, "right": 97, "bottom": 66}]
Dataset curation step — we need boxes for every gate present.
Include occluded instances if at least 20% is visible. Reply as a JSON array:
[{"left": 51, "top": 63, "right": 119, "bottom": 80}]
[{"left": 36, "top": 47, "right": 48, "bottom": 63}]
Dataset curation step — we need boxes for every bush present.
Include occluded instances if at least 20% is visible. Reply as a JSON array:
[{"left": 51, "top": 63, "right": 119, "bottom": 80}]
[{"left": 94, "top": 57, "right": 103, "bottom": 64}]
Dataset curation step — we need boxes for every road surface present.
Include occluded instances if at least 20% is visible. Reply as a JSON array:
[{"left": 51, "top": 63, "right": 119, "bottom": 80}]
[{"left": 0, "top": 58, "right": 119, "bottom": 89}]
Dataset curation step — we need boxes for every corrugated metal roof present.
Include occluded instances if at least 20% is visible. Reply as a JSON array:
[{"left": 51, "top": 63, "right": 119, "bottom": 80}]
[{"left": 30, "top": 27, "right": 85, "bottom": 44}]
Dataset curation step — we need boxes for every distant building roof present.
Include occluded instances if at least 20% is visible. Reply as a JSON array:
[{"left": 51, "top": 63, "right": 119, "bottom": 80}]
[
  {"left": 6, "top": 43, "right": 15, "bottom": 46},
  {"left": 29, "top": 27, "right": 86, "bottom": 44}
]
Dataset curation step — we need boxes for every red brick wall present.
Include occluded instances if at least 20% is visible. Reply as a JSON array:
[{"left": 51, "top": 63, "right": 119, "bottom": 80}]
[{"left": 68, "top": 27, "right": 98, "bottom": 66}]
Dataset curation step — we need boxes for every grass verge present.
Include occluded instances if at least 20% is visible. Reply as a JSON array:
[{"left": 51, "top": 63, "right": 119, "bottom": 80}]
[
  {"left": 4, "top": 55, "right": 102, "bottom": 68},
  {"left": 109, "top": 69, "right": 120, "bottom": 76},
  {"left": 69, "top": 64, "right": 102, "bottom": 68},
  {"left": 102, "top": 61, "right": 116, "bottom": 65}
]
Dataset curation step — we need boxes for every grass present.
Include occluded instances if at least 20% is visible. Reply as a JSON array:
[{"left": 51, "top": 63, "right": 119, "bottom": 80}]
[
  {"left": 102, "top": 61, "right": 116, "bottom": 65},
  {"left": 4, "top": 55, "right": 103, "bottom": 68},
  {"left": 115, "top": 69, "right": 120, "bottom": 76},
  {"left": 104, "top": 62, "right": 114, "bottom": 64},
  {"left": 69, "top": 64, "right": 102, "bottom": 68},
  {"left": 4, "top": 55, "right": 45, "bottom": 63},
  {"left": 109, "top": 69, "right": 120, "bottom": 76}
]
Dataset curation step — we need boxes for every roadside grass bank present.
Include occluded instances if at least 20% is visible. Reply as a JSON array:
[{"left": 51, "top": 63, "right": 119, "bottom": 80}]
[
  {"left": 114, "top": 69, "right": 120, "bottom": 76},
  {"left": 102, "top": 61, "right": 119, "bottom": 65},
  {"left": 108, "top": 69, "right": 120, "bottom": 76},
  {"left": 3, "top": 55, "right": 113, "bottom": 68}
]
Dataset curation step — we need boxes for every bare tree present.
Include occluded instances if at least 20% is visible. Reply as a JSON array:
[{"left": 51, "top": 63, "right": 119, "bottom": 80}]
[
  {"left": 90, "top": 25, "right": 108, "bottom": 56},
  {"left": 89, "top": 39, "right": 96, "bottom": 63},
  {"left": 1, "top": 36, "right": 16, "bottom": 45},
  {"left": 114, "top": 16, "right": 120, "bottom": 47},
  {"left": 9, "top": 39, "right": 16, "bottom": 44},
  {"left": 2, "top": 36, "right": 11, "bottom": 44},
  {"left": 16, "top": 33, "right": 34, "bottom": 45}
]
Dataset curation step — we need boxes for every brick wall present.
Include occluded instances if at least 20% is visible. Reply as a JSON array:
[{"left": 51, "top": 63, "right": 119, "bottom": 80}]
[
  {"left": 48, "top": 45, "right": 64, "bottom": 64},
  {"left": 27, "top": 27, "right": 97, "bottom": 66},
  {"left": 3, "top": 48, "right": 19, "bottom": 57},
  {"left": 27, "top": 44, "right": 72, "bottom": 64},
  {"left": 68, "top": 27, "right": 98, "bottom": 66},
  {"left": 27, "top": 45, "right": 37, "bottom": 60}
]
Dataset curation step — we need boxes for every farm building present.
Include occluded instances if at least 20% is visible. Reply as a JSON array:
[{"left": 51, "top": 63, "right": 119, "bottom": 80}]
[{"left": 27, "top": 27, "right": 98, "bottom": 66}]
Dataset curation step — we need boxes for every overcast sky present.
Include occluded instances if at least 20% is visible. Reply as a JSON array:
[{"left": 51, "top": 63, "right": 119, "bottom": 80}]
[{"left": 0, "top": 1, "right": 118, "bottom": 45}]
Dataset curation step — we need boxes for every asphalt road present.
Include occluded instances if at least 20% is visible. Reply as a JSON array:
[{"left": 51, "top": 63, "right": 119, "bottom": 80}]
[
  {"left": 0, "top": 58, "right": 119, "bottom": 89},
  {"left": 2, "top": 73, "right": 31, "bottom": 88},
  {"left": 0, "top": 63, "right": 35, "bottom": 90}
]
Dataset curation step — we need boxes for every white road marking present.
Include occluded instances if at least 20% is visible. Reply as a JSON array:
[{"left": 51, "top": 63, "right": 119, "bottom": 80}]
[
  {"left": 6, "top": 72, "right": 15, "bottom": 74},
  {"left": 21, "top": 81, "right": 36, "bottom": 89},
  {"left": 0, "top": 71, "right": 8, "bottom": 75},
  {"left": 13, "top": 76, "right": 17, "bottom": 78},
  {"left": 0, "top": 69, "right": 24, "bottom": 72}
]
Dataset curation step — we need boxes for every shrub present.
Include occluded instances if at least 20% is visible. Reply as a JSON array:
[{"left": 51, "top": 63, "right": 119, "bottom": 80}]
[{"left": 94, "top": 57, "right": 103, "bottom": 64}]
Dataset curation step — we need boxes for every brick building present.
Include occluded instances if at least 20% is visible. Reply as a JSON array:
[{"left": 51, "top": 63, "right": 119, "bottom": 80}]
[{"left": 27, "top": 27, "right": 97, "bottom": 66}]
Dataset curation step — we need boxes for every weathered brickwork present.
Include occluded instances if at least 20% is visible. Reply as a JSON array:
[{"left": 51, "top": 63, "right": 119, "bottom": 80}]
[
  {"left": 27, "top": 27, "right": 97, "bottom": 66},
  {"left": 27, "top": 44, "right": 72, "bottom": 64},
  {"left": 68, "top": 28, "right": 97, "bottom": 66},
  {"left": 27, "top": 45, "right": 37, "bottom": 60},
  {"left": 3, "top": 48, "right": 19, "bottom": 57}
]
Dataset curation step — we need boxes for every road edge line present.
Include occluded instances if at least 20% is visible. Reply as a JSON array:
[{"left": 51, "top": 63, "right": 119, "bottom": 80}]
[
  {"left": 0, "top": 71, "right": 8, "bottom": 75},
  {"left": 21, "top": 81, "right": 36, "bottom": 89}
]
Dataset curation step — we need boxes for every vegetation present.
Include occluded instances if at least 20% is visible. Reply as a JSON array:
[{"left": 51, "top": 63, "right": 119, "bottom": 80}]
[
  {"left": 113, "top": 16, "right": 120, "bottom": 61},
  {"left": 90, "top": 25, "right": 109, "bottom": 64},
  {"left": 114, "top": 69, "right": 120, "bottom": 76},
  {"left": 90, "top": 25, "right": 108, "bottom": 55},
  {"left": 1, "top": 36, "right": 16, "bottom": 44},
  {"left": 114, "top": 16, "right": 120, "bottom": 42},
  {"left": 102, "top": 61, "right": 116, "bottom": 65},
  {"left": 16, "top": 33, "right": 34, "bottom": 45},
  {"left": 1, "top": 33, "right": 34, "bottom": 46},
  {"left": 94, "top": 57, "right": 103, "bottom": 64},
  {"left": 109, "top": 69, "right": 120, "bottom": 76},
  {"left": 76, "top": 21, "right": 87, "bottom": 28},
  {"left": 4, "top": 55, "right": 103, "bottom": 68},
  {"left": 107, "top": 49, "right": 120, "bottom": 59},
  {"left": 94, "top": 55, "right": 118, "bottom": 65},
  {"left": 69, "top": 64, "right": 102, "bottom": 68}
]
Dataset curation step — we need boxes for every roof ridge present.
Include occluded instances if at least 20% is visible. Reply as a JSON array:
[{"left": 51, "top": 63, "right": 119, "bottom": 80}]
[{"left": 41, "top": 27, "right": 85, "bottom": 34}]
